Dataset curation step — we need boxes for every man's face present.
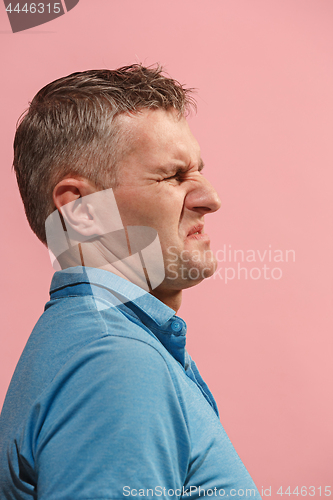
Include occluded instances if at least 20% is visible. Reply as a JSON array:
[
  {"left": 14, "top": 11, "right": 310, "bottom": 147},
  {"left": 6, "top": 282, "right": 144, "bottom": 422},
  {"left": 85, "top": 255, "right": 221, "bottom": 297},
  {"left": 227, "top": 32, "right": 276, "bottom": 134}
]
[{"left": 112, "top": 107, "right": 221, "bottom": 293}]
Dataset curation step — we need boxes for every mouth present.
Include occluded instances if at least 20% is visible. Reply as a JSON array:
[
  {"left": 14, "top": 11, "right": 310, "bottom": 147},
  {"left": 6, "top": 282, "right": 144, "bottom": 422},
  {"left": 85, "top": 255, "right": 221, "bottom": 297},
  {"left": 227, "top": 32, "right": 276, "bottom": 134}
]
[
  {"left": 187, "top": 224, "right": 204, "bottom": 237},
  {"left": 186, "top": 224, "right": 211, "bottom": 242}
]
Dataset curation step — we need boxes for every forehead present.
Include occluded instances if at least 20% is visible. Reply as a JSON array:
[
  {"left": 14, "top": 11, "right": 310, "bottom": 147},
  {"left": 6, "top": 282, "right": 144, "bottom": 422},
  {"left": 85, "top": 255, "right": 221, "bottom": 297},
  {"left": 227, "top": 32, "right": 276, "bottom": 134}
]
[{"left": 117, "top": 108, "right": 201, "bottom": 166}]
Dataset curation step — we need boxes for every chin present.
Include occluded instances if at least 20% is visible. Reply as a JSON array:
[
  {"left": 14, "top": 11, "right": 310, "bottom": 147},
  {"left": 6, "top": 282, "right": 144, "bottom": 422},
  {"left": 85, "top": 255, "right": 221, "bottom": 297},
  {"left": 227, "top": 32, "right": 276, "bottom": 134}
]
[
  {"left": 201, "top": 264, "right": 217, "bottom": 279},
  {"left": 163, "top": 250, "right": 218, "bottom": 288},
  {"left": 195, "top": 253, "right": 218, "bottom": 275},
  {"left": 182, "top": 261, "right": 218, "bottom": 287}
]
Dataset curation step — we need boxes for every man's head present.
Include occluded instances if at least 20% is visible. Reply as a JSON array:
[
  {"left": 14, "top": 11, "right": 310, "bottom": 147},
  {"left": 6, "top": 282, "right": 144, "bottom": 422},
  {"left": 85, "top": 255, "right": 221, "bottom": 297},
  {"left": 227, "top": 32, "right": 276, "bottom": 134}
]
[
  {"left": 13, "top": 64, "right": 196, "bottom": 244},
  {"left": 13, "top": 64, "right": 221, "bottom": 307}
]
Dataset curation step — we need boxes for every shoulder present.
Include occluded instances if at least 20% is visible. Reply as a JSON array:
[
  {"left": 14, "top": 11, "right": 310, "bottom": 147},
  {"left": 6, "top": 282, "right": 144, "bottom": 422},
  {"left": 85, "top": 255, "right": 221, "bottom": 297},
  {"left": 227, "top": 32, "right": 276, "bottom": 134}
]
[{"left": 34, "top": 333, "right": 189, "bottom": 451}]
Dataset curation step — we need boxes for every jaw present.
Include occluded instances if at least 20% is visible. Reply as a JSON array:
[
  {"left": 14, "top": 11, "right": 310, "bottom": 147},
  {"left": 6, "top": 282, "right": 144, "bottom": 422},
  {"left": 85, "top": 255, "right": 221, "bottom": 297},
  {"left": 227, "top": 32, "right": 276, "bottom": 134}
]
[{"left": 163, "top": 247, "right": 217, "bottom": 289}]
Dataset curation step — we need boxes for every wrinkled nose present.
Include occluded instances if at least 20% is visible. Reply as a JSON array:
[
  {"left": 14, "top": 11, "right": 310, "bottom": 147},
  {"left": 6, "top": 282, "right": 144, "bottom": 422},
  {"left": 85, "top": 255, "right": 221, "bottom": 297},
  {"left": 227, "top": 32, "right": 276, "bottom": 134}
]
[{"left": 186, "top": 176, "right": 221, "bottom": 215}]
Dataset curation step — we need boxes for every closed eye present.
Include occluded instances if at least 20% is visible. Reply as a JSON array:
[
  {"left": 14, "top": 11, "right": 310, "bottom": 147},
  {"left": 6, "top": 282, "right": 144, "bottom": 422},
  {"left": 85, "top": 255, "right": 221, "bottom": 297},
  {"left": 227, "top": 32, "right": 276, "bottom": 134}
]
[
  {"left": 164, "top": 172, "right": 185, "bottom": 182},
  {"left": 163, "top": 163, "right": 204, "bottom": 182}
]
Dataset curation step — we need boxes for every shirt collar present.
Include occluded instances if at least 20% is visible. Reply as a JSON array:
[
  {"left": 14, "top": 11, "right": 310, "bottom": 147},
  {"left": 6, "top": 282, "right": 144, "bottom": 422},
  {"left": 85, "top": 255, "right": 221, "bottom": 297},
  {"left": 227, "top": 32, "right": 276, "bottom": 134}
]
[{"left": 49, "top": 267, "right": 187, "bottom": 366}]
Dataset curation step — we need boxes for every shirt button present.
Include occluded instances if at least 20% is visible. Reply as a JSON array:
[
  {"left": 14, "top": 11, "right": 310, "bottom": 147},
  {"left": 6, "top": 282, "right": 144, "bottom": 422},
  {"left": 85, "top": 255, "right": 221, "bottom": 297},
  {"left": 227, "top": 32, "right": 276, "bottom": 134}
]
[{"left": 171, "top": 321, "right": 182, "bottom": 333}]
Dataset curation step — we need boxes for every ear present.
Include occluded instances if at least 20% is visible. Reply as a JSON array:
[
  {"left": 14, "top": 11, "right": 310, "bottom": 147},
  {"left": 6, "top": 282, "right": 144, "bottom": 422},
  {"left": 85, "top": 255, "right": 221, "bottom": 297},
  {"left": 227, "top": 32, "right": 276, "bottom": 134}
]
[{"left": 53, "top": 177, "right": 99, "bottom": 238}]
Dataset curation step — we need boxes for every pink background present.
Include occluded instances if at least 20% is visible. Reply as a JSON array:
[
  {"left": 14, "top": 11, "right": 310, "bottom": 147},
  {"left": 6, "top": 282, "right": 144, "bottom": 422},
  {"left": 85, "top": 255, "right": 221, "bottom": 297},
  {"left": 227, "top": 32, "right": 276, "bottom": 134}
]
[{"left": 1, "top": 0, "right": 332, "bottom": 494}]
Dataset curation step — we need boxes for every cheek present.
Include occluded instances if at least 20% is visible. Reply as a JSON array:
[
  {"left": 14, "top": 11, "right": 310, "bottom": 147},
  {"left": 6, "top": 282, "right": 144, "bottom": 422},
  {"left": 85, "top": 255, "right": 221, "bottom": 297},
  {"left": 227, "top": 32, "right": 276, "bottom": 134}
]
[
  {"left": 115, "top": 188, "right": 184, "bottom": 230},
  {"left": 113, "top": 190, "right": 145, "bottom": 224}
]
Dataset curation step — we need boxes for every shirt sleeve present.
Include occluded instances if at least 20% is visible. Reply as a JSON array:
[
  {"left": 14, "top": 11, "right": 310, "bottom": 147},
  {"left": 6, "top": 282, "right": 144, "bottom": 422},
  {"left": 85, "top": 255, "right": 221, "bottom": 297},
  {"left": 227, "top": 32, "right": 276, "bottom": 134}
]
[{"left": 33, "top": 335, "right": 191, "bottom": 500}]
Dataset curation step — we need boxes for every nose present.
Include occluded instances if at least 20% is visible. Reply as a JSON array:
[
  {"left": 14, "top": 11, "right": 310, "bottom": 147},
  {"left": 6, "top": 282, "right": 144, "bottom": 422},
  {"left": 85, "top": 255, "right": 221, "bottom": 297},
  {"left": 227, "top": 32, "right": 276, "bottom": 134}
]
[{"left": 185, "top": 176, "right": 221, "bottom": 215}]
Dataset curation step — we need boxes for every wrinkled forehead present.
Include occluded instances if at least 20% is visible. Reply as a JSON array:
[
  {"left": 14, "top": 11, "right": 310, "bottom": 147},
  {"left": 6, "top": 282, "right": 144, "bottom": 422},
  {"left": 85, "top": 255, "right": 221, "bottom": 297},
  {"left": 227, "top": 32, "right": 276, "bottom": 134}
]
[{"left": 115, "top": 107, "right": 201, "bottom": 164}]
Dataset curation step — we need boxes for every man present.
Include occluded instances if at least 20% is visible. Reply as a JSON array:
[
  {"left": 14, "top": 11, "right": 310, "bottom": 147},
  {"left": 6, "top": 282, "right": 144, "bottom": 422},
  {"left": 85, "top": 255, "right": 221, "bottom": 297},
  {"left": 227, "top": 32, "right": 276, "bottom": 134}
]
[{"left": 0, "top": 65, "right": 261, "bottom": 499}]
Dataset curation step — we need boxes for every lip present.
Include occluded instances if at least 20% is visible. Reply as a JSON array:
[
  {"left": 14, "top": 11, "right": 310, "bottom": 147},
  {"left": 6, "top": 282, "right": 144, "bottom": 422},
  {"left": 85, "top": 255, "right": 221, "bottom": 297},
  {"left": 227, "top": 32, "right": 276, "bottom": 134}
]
[
  {"left": 187, "top": 232, "right": 210, "bottom": 242},
  {"left": 187, "top": 224, "right": 204, "bottom": 237},
  {"left": 186, "top": 224, "right": 210, "bottom": 242}
]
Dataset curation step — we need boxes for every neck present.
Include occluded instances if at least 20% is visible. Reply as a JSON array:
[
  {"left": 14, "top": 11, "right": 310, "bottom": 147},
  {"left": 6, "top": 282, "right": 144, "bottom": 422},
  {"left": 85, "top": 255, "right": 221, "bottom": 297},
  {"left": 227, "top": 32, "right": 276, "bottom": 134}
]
[
  {"left": 57, "top": 242, "right": 183, "bottom": 311},
  {"left": 150, "top": 288, "right": 182, "bottom": 313}
]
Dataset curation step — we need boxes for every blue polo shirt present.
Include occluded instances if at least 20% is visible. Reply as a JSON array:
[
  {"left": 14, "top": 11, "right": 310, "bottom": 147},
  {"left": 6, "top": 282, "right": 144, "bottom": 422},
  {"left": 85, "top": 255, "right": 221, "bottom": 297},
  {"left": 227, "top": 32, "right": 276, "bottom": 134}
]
[{"left": 0, "top": 267, "right": 261, "bottom": 499}]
